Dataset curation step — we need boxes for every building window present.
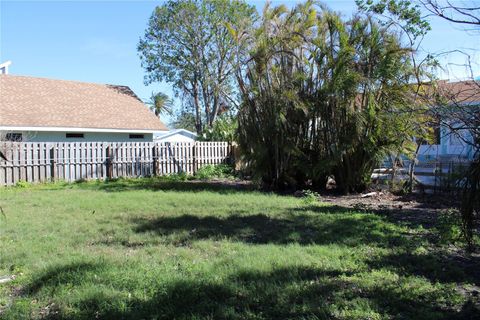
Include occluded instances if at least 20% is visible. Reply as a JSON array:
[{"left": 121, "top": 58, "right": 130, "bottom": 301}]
[
  {"left": 129, "top": 134, "right": 144, "bottom": 139},
  {"left": 5, "top": 133, "right": 23, "bottom": 142},
  {"left": 66, "top": 133, "right": 84, "bottom": 138},
  {"left": 450, "top": 131, "right": 464, "bottom": 146},
  {"left": 419, "top": 120, "right": 441, "bottom": 145}
]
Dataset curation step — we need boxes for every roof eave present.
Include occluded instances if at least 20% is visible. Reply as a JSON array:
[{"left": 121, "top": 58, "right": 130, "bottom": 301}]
[{"left": 0, "top": 126, "right": 169, "bottom": 134}]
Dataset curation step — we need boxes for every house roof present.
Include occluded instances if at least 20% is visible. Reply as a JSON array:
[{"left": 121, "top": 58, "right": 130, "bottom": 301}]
[
  {"left": 155, "top": 129, "right": 197, "bottom": 140},
  {"left": 0, "top": 74, "right": 168, "bottom": 132},
  {"left": 415, "top": 80, "right": 480, "bottom": 107},
  {"left": 435, "top": 80, "right": 480, "bottom": 105}
]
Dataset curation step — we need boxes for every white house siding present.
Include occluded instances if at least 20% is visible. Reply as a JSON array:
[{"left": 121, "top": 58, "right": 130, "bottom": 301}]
[
  {"left": 418, "top": 124, "right": 475, "bottom": 161},
  {"left": 18, "top": 131, "right": 154, "bottom": 142}
]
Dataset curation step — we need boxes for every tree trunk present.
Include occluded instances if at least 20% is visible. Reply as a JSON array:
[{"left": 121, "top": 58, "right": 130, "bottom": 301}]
[
  {"left": 193, "top": 81, "right": 202, "bottom": 135},
  {"left": 408, "top": 143, "right": 421, "bottom": 193}
]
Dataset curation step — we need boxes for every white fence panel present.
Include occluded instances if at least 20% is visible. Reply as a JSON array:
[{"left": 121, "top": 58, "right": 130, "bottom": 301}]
[{"left": 0, "top": 141, "right": 233, "bottom": 186}]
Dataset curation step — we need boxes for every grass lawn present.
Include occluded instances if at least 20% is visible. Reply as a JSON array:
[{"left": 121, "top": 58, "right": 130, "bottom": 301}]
[{"left": 0, "top": 178, "right": 478, "bottom": 319}]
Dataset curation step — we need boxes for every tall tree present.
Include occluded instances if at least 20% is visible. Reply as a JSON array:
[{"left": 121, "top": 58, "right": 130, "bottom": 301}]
[
  {"left": 357, "top": 0, "right": 479, "bottom": 30},
  {"left": 138, "top": 0, "right": 256, "bottom": 134},
  {"left": 169, "top": 111, "right": 197, "bottom": 132}
]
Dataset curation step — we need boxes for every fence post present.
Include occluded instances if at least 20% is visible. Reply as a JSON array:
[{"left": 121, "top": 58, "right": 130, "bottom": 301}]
[
  {"left": 230, "top": 142, "right": 240, "bottom": 170},
  {"left": 106, "top": 146, "right": 112, "bottom": 179},
  {"left": 152, "top": 145, "right": 158, "bottom": 176},
  {"left": 192, "top": 143, "right": 197, "bottom": 174},
  {"left": 50, "top": 146, "right": 56, "bottom": 181}
]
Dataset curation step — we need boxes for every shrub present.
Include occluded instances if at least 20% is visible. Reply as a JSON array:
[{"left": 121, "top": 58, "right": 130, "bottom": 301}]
[
  {"left": 15, "top": 180, "right": 32, "bottom": 188},
  {"left": 158, "top": 172, "right": 189, "bottom": 182},
  {"left": 301, "top": 190, "right": 320, "bottom": 205},
  {"left": 196, "top": 164, "right": 234, "bottom": 180},
  {"left": 436, "top": 209, "right": 462, "bottom": 245}
]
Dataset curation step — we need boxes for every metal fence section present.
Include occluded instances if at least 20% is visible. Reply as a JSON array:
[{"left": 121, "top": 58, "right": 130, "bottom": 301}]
[{"left": 372, "top": 157, "right": 472, "bottom": 193}]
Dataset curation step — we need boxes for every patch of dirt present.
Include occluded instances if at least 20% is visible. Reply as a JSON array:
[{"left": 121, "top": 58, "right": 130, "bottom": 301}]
[
  {"left": 318, "top": 191, "right": 462, "bottom": 229},
  {"left": 320, "top": 191, "right": 460, "bottom": 213}
]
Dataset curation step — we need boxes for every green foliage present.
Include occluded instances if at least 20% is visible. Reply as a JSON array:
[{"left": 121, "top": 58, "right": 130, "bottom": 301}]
[
  {"left": 138, "top": 0, "right": 257, "bottom": 133},
  {"left": 147, "top": 92, "right": 173, "bottom": 117},
  {"left": 356, "top": 0, "right": 480, "bottom": 252},
  {"left": 356, "top": 0, "right": 431, "bottom": 39},
  {"left": 14, "top": 180, "right": 32, "bottom": 188},
  {"left": 300, "top": 189, "right": 320, "bottom": 205},
  {"left": 460, "top": 157, "right": 480, "bottom": 251},
  {"left": 436, "top": 209, "right": 462, "bottom": 245},
  {"left": 235, "top": 2, "right": 428, "bottom": 192},
  {"left": 388, "top": 179, "right": 409, "bottom": 195},
  {"left": 195, "top": 164, "right": 234, "bottom": 180},
  {"left": 198, "top": 115, "right": 238, "bottom": 142},
  {"left": 0, "top": 180, "right": 476, "bottom": 319},
  {"left": 158, "top": 172, "right": 190, "bottom": 182},
  {"left": 169, "top": 111, "right": 197, "bottom": 132}
]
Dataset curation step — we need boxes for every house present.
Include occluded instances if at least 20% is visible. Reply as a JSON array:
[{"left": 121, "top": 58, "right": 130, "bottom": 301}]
[
  {"left": 154, "top": 129, "right": 197, "bottom": 143},
  {"left": 0, "top": 74, "right": 168, "bottom": 142},
  {"left": 417, "top": 80, "right": 479, "bottom": 161}
]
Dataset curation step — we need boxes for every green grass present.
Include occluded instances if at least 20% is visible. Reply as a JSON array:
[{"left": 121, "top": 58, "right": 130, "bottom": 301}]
[{"left": 0, "top": 178, "right": 478, "bottom": 319}]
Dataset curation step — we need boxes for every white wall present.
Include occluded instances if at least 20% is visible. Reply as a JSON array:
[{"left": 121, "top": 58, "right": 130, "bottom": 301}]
[
  {"left": 155, "top": 133, "right": 196, "bottom": 143},
  {"left": 18, "top": 131, "right": 154, "bottom": 142}
]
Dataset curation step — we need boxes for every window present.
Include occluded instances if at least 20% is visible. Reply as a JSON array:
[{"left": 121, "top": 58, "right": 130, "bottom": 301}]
[
  {"left": 66, "top": 133, "right": 84, "bottom": 138},
  {"left": 450, "top": 131, "right": 464, "bottom": 146},
  {"left": 433, "top": 125, "right": 441, "bottom": 145},
  {"left": 419, "top": 120, "right": 441, "bottom": 145},
  {"left": 129, "top": 134, "right": 144, "bottom": 139},
  {"left": 5, "top": 133, "right": 23, "bottom": 142}
]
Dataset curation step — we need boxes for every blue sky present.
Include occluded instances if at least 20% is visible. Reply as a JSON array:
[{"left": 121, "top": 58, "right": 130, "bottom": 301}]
[{"left": 1, "top": 0, "right": 479, "bottom": 124}]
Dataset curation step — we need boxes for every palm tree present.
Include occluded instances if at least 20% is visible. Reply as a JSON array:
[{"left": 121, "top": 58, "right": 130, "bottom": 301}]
[{"left": 147, "top": 92, "right": 173, "bottom": 117}]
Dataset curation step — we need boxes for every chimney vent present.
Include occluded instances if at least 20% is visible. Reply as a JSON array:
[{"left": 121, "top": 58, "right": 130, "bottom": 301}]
[{"left": 0, "top": 61, "right": 12, "bottom": 75}]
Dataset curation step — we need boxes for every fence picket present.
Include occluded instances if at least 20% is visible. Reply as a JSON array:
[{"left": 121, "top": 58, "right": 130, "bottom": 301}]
[{"left": 0, "top": 141, "right": 233, "bottom": 186}]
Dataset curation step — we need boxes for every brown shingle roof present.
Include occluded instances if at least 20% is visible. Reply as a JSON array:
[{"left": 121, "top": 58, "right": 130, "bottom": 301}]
[
  {"left": 0, "top": 75, "right": 168, "bottom": 131},
  {"left": 416, "top": 80, "right": 480, "bottom": 106},
  {"left": 435, "top": 80, "right": 480, "bottom": 105}
]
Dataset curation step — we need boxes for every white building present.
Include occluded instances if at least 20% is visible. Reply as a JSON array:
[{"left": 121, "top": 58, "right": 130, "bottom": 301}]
[
  {"left": 0, "top": 74, "right": 168, "bottom": 142},
  {"left": 417, "top": 80, "right": 479, "bottom": 161},
  {"left": 154, "top": 129, "right": 197, "bottom": 143}
]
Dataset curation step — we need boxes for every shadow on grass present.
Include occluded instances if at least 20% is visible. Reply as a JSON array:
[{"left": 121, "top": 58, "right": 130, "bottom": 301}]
[
  {"left": 21, "top": 262, "right": 104, "bottom": 295},
  {"left": 24, "top": 264, "right": 477, "bottom": 320},
  {"left": 368, "top": 251, "right": 480, "bottom": 286},
  {"left": 299, "top": 204, "right": 442, "bottom": 231},
  {"left": 94, "top": 179, "right": 257, "bottom": 194},
  {"left": 130, "top": 210, "right": 410, "bottom": 248}
]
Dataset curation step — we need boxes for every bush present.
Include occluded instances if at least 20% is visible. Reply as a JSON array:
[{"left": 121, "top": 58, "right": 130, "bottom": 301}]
[
  {"left": 158, "top": 172, "right": 189, "bottom": 182},
  {"left": 195, "top": 164, "right": 234, "bottom": 180},
  {"left": 301, "top": 190, "right": 320, "bottom": 205},
  {"left": 15, "top": 180, "right": 32, "bottom": 188},
  {"left": 436, "top": 209, "right": 462, "bottom": 245}
]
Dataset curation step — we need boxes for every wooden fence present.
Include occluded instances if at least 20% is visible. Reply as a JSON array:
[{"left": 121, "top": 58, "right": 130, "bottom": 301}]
[{"left": 0, "top": 142, "right": 233, "bottom": 186}]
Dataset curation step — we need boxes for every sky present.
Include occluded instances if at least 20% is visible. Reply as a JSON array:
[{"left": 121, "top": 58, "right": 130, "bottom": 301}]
[{"left": 1, "top": 0, "right": 479, "bottom": 124}]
